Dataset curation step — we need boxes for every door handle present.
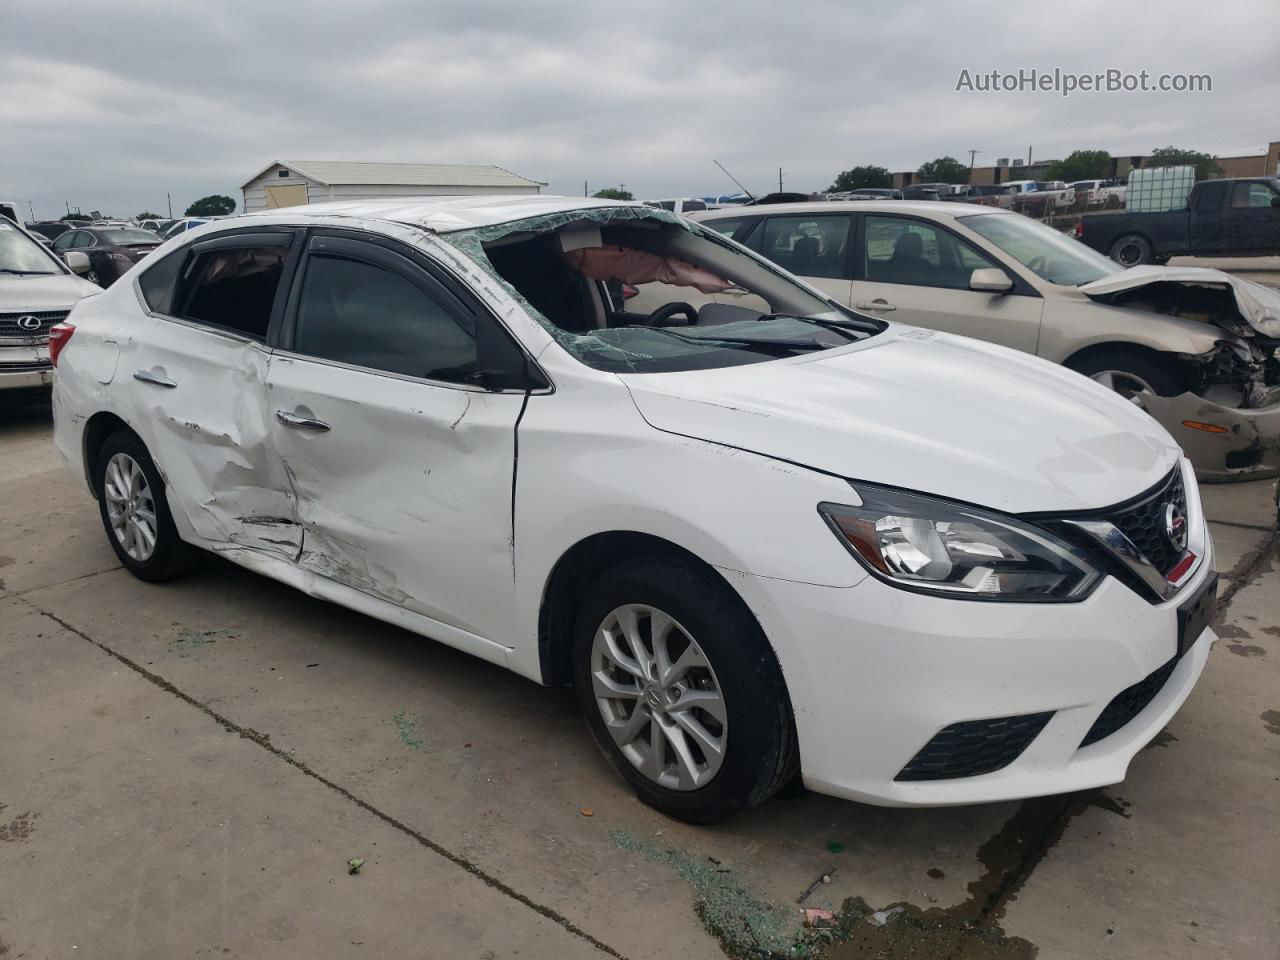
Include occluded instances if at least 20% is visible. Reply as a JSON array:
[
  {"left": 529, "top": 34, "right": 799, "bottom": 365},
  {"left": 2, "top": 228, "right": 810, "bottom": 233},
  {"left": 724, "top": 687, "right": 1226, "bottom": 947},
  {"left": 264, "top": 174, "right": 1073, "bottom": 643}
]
[
  {"left": 854, "top": 300, "right": 897, "bottom": 312},
  {"left": 276, "top": 410, "right": 331, "bottom": 432},
  {"left": 133, "top": 369, "right": 177, "bottom": 388}
]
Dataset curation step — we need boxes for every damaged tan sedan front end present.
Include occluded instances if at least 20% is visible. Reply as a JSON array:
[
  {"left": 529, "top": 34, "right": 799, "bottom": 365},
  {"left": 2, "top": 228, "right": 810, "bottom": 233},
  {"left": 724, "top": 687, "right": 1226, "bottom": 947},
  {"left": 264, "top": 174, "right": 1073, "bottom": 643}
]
[{"left": 1081, "top": 268, "right": 1280, "bottom": 481}]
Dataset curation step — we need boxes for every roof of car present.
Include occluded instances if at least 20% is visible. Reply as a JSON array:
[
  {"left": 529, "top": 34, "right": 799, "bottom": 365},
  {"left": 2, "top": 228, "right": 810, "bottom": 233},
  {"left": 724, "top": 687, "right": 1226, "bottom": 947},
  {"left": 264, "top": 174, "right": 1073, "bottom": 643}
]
[
  {"left": 690, "top": 200, "right": 1007, "bottom": 220},
  {"left": 241, "top": 195, "right": 641, "bottom": 233}
]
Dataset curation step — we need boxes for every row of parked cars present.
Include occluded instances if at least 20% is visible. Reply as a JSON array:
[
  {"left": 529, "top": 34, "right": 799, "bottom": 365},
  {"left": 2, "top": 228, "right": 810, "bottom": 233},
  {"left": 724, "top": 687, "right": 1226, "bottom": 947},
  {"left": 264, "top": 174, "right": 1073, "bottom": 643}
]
[
  {"left": 833, "top": 179, "right": 1126, "bottom": 213},
  {"left": 34, "top": 193, "right": 1247, "bottom": 823}
]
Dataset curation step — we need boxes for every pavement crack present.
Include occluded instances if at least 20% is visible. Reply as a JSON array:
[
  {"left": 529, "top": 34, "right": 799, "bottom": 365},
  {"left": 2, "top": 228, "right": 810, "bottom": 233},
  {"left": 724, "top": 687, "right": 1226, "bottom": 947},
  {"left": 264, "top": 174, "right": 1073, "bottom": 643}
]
[
  {"left": 5, "top": 565, "right": 123, "bottom": 600},
  {"left": 1216, "top": 527, "right": 1279, "bottom": 613},
  {"left": 20, "top": 597, "right": 631, "bottom": 960}
]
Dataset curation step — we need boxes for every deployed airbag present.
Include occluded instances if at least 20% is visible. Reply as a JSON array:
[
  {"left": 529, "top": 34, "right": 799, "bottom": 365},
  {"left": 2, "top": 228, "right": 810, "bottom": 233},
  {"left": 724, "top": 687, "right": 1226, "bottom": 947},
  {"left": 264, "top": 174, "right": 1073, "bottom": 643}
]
[{"left": 564, "top": 245, "right": 732, "bottom": 295}]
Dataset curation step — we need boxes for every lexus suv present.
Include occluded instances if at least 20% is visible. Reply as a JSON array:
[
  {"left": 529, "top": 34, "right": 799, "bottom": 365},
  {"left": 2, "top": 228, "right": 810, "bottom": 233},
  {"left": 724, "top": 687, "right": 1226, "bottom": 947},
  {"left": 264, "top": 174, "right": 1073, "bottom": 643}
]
[
  {"left": 51, "top": 196, "right": 1216, "bottom": 822},
  {"left": 1, "top": 216, "right": 100, "bottom": 397}
]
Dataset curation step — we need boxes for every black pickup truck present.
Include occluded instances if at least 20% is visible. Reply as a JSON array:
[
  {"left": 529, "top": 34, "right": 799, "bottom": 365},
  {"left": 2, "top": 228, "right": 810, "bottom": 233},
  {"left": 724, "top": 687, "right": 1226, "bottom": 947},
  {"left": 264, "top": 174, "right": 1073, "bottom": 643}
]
[{"left": 1076, "top": 177, "right": 1280, "bottom": 266}]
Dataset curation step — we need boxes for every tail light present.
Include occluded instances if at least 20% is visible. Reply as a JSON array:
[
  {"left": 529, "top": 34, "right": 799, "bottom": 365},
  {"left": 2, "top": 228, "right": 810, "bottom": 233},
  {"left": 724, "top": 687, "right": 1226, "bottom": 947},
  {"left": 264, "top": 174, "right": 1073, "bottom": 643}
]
[
  {"left": 1073, "top": 220, "right": 1084, "bottom": 238},
  {"left": 622, "top": 284, "right": 639, "bottom": 300},
  {"left": 48, "top": 322, "right": 75, "bottom": 367}
]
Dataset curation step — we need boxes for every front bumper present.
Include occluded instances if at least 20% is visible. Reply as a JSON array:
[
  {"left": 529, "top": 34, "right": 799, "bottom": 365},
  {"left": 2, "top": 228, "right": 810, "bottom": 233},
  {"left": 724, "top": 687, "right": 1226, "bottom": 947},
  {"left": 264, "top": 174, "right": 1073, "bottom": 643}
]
[
  {"left": 0, "top": 342, "right": 53, "bottom": 391},
  {"left": 1146, "top": 392, "right": 1280, "bottom": 482},
  {"left": 725, "top": 530, "right": 1215, "bottom": 807}
]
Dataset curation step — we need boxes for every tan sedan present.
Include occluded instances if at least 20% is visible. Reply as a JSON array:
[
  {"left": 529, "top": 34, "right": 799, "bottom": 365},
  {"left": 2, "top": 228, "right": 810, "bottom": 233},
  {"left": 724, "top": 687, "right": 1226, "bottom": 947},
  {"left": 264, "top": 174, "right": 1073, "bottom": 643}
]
[{"left": 675, "top": 201, "right": 1280, "bottom": 481}]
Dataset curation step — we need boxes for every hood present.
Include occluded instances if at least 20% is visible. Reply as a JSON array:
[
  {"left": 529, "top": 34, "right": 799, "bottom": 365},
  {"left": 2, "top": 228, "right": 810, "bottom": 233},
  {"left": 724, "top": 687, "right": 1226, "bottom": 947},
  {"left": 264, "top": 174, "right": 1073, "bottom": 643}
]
[
  {"left": 0, "top": 272, "right": 101, "bottom": 312},
  {"left": 621, "top": 328, "right": 1180, "bottom": 515},
  {"left": 1080, "top": 265, "right": 1280, "bottom": 338}
]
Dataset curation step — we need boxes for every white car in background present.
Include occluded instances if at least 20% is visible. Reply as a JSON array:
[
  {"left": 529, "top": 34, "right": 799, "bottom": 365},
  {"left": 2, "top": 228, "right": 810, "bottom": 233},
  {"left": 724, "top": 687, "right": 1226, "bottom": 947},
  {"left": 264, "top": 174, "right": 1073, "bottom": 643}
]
[
  {"left": 0, "top": 218, "right": 100, "bottom": 396},
  {"left": 52, "top": 196, "right": 1215, "bottom": 822},
  {"left": 1071, "top": 179, "right": 1127, "bottom": 209},
  {"left": 690, "top": 201, "right": 1280, "bottom": 481},
  {"left": 643, "top": 198, "right": 709, "bottom": 215}
]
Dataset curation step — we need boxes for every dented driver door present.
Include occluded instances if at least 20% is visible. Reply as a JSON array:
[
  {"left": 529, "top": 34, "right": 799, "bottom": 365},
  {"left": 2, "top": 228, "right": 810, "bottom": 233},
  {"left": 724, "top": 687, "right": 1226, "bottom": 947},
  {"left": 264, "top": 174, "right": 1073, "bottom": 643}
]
[
  {"left": 127, "top": 230, "right": 304, "bottom": 558},
  {"left": 265, "top": 232, "right": 525, "bottom": 647}
]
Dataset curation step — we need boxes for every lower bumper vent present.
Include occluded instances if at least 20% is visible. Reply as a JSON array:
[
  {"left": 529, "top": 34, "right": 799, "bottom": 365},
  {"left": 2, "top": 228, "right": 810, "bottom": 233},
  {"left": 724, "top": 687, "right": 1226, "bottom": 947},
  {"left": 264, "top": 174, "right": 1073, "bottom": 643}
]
[
  {"left": 1080, "top": 656, "right": 1178, "bottom": 747},
  {"left": 895, "top": 711, "right": 1054, "bottom": 781}
]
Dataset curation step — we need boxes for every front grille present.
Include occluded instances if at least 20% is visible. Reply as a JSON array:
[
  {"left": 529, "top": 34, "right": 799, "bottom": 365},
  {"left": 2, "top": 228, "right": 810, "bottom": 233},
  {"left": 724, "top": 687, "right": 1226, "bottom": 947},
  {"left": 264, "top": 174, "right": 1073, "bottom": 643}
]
[
  {"left": 1107, "top": 468, "right": 1186, "bottom": 576},
  {"left": 0, "top": 310, "right": 69, "bottom": 339},
  {"left": 895, "top": 711, "right": 1054, "bottom": 781},
  {"left": 1080, "top": 656, "right": 1178, "bottom": 747}
]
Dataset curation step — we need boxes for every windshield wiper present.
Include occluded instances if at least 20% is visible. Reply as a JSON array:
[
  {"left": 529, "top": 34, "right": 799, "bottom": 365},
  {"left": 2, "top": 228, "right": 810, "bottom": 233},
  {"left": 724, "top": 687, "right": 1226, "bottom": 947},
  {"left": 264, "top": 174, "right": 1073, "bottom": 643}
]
[
  {"left": 638, "top": 326, "right": 826, "bottom": 352},
  {"left": 0, "top": 269, "right": 57, "bottom": 275},
  {"left": 759, "top": 313, "right": 880, "bottom": 339}
]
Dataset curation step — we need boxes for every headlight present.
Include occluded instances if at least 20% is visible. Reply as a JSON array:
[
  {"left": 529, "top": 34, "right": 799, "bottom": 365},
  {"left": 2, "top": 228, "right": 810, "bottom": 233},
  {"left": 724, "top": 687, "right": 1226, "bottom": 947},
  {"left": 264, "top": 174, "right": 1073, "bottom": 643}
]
[{"left": 819, "top": 486, "right": 1102, "bottom": 601}]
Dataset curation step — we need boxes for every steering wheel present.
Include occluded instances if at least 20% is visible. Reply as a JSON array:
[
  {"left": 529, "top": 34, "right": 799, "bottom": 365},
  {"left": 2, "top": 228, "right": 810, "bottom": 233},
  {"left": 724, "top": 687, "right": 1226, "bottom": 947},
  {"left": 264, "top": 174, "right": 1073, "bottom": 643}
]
[
  {"left": 645, "top": 302, "right": 698, "bottom": 327},
  {"left": 1026, "top": 255, "right": 1049, "bottom": 276}
]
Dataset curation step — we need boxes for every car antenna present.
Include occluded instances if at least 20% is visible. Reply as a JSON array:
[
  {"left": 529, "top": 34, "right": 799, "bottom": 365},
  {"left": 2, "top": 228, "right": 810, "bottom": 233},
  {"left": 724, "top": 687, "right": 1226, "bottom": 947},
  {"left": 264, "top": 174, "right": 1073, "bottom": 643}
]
[{"left": 713, "top": 160, "right": 756, "bottom": 201}]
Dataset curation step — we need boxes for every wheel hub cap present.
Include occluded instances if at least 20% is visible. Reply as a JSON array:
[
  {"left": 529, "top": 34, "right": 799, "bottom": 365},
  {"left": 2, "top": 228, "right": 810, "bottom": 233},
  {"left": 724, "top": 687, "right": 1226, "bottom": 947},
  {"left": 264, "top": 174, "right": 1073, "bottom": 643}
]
[
  {"left": 590, "top": 603, "right": 728, "bottom": 791},
  {"left": 103, "top": 452, "right": 158, "bottom": 562}
]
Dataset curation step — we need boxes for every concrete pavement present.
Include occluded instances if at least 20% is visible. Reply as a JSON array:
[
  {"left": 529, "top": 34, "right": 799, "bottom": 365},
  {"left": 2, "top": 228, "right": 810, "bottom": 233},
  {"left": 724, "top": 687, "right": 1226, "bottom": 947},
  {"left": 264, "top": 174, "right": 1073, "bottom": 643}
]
[{"left": 1, "top": 402, "right": 1277, "bottom": 959}]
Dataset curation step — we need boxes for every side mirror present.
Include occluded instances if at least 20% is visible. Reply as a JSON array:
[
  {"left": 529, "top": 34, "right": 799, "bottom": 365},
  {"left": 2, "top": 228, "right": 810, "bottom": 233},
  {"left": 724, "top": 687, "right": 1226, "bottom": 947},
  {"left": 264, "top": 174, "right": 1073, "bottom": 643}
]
[
  {"left": 970, "top": 267, "right": 1013, "bottom": 293},
  {"left": 65, "top": 250, "right": 91, "bottom": 274}
]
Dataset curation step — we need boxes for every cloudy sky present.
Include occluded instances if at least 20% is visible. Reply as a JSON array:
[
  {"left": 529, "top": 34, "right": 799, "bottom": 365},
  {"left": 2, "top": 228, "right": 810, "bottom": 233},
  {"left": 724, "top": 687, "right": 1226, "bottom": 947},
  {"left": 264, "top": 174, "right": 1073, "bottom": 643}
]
[{"left": 4, "top": 0, "right": 1276, "bottom": 219}]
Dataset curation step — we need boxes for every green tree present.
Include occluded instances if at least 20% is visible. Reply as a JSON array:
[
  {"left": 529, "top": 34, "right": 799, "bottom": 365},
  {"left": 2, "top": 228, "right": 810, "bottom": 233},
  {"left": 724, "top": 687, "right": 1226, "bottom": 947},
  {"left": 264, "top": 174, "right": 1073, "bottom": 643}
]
[
  {"left": 184, "top": 194, "right": 237, "bottom": 216},
  {"left": 827, "top": 165, "right": 892, "bottom": 192},
  {"left": 1047, "top": 150, "right": 1111, "bottom": 182},
  {"left": 134, "top": 210, "right": 162, "bottom": 221},
  {"left": 592, "top": 187, "right": 634, "bottom": 201},
  {"left": 1146, "top": 147, "right": 1223, "bottom": 181},
  {"left": 916, "top": 156, "right": 969, "bottom": 184}
]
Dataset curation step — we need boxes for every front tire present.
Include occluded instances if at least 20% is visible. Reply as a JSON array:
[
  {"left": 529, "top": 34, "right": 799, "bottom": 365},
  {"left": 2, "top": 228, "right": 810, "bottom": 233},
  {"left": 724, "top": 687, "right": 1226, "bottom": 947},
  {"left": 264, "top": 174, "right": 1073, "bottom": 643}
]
[
  {"left": 1068, "top": 348, "right": 1187, "bottom": 404},
  {"left": 572, "top": 556, "right": 797, "bottom": 823},
  {"left": 96, "top": 431, "right": 198, "bottom": 582}
]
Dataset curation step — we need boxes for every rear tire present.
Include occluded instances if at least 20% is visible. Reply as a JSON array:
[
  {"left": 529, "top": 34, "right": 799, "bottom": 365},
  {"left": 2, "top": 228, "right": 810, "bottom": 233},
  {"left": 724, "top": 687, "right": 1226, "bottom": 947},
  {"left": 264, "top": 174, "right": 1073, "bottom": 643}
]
[
  {"left": 572, "top": 555, "right": 798, "bottom": 824},
  {"left": 1110, "top": 234, "right": 1152, "bottom": 266},
  {"left": 96, "top": 431, "right": 199, "bottom": 582}
]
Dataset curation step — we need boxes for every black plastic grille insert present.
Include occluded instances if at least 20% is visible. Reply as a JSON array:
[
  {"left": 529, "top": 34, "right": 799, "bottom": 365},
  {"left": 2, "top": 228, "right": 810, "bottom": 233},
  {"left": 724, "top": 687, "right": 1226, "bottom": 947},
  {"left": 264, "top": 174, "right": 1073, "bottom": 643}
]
[
  {"left": 895, "top": 711, "right": 1054, "bottom": 781},
  {"left": 1108, "top": 468, "right": 1186, "bottom": 576},
  {"left": 1080, "top": 656, "right": 1178, "bottom": 747}
]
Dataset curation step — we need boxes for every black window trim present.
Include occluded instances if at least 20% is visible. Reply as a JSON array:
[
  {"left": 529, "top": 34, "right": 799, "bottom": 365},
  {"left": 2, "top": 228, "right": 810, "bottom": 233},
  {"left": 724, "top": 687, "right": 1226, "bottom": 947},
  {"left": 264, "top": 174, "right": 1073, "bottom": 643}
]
[
  {"left": 273, "top": 227, "right": 551, "bottom": 395},
  {"left": 132, "top": 225, "right": 303, "bottom": 345},
  {"left": 852, "top": 211, "right": 1042, "bottom": 298}
]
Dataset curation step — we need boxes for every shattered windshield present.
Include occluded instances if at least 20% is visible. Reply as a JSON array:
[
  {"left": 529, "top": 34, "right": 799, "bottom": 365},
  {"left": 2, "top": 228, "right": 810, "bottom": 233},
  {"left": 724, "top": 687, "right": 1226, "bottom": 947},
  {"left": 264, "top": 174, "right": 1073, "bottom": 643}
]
[
  {"left": 442, "top": 206, "right": 881, "bottom": 373},
  {"left": 0, "top": 221, "right": 60, "bottom": 275},
  {"left": 961, "top": 213, "right": 1122, "bottom": 286}
]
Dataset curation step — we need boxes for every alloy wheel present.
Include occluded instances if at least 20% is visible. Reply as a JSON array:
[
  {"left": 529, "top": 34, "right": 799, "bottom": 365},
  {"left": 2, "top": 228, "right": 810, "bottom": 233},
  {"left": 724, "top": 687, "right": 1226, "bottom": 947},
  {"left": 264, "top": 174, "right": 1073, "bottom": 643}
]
[
  {"left": 103, "top": 452, "right": 158, "bottom": 561},
  {"left": 590, "top": 603, "right": 727, "bottom": 791},
  {"left": 1090, "top": 369, "right": 1156, "bottom": 406}
]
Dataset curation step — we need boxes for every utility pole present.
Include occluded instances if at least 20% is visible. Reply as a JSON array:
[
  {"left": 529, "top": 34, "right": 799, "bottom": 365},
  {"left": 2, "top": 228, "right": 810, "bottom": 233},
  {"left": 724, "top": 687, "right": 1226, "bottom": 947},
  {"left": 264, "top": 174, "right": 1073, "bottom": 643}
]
[
  {"left": 968, "top": 149, "right": 980, "bottom": 172},
  {"left": 65, "top": 200, "right": 71, "bottom": 215},
  {"left": 778, "top": 167, "right": 784, "bottom": 193},
  {"left": 167, "top": 193, "right": 173, "bottom": 218},
  {"left": 28, "top": 201, "right": 35, "bottom": 220},
  {"left": 584, "top": 180, "right": 588, "bottom": 197},
  {"left": 1028, "top": 146, "right": 1033, "bottom": 166}
]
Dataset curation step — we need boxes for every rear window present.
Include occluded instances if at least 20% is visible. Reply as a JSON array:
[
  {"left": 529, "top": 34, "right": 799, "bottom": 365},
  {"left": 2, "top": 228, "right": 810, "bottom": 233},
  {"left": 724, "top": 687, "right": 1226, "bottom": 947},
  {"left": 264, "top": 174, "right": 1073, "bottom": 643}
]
[
  {"left": 138, "top": 248, "right": 186, "bottom": 313},
  {"left": 175, "top": 246, "right": 288, "bottom": 339},
  {"left": 101, "top": 228, "right": 161, "bottom": 244}
]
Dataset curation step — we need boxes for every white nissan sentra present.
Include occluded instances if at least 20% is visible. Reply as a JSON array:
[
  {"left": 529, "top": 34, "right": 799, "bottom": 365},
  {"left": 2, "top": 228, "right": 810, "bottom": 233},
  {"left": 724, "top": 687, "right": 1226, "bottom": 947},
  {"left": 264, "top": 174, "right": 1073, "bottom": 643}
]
[{"left": 50, "top": 196, "right": 1217, "bottom": 823}]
